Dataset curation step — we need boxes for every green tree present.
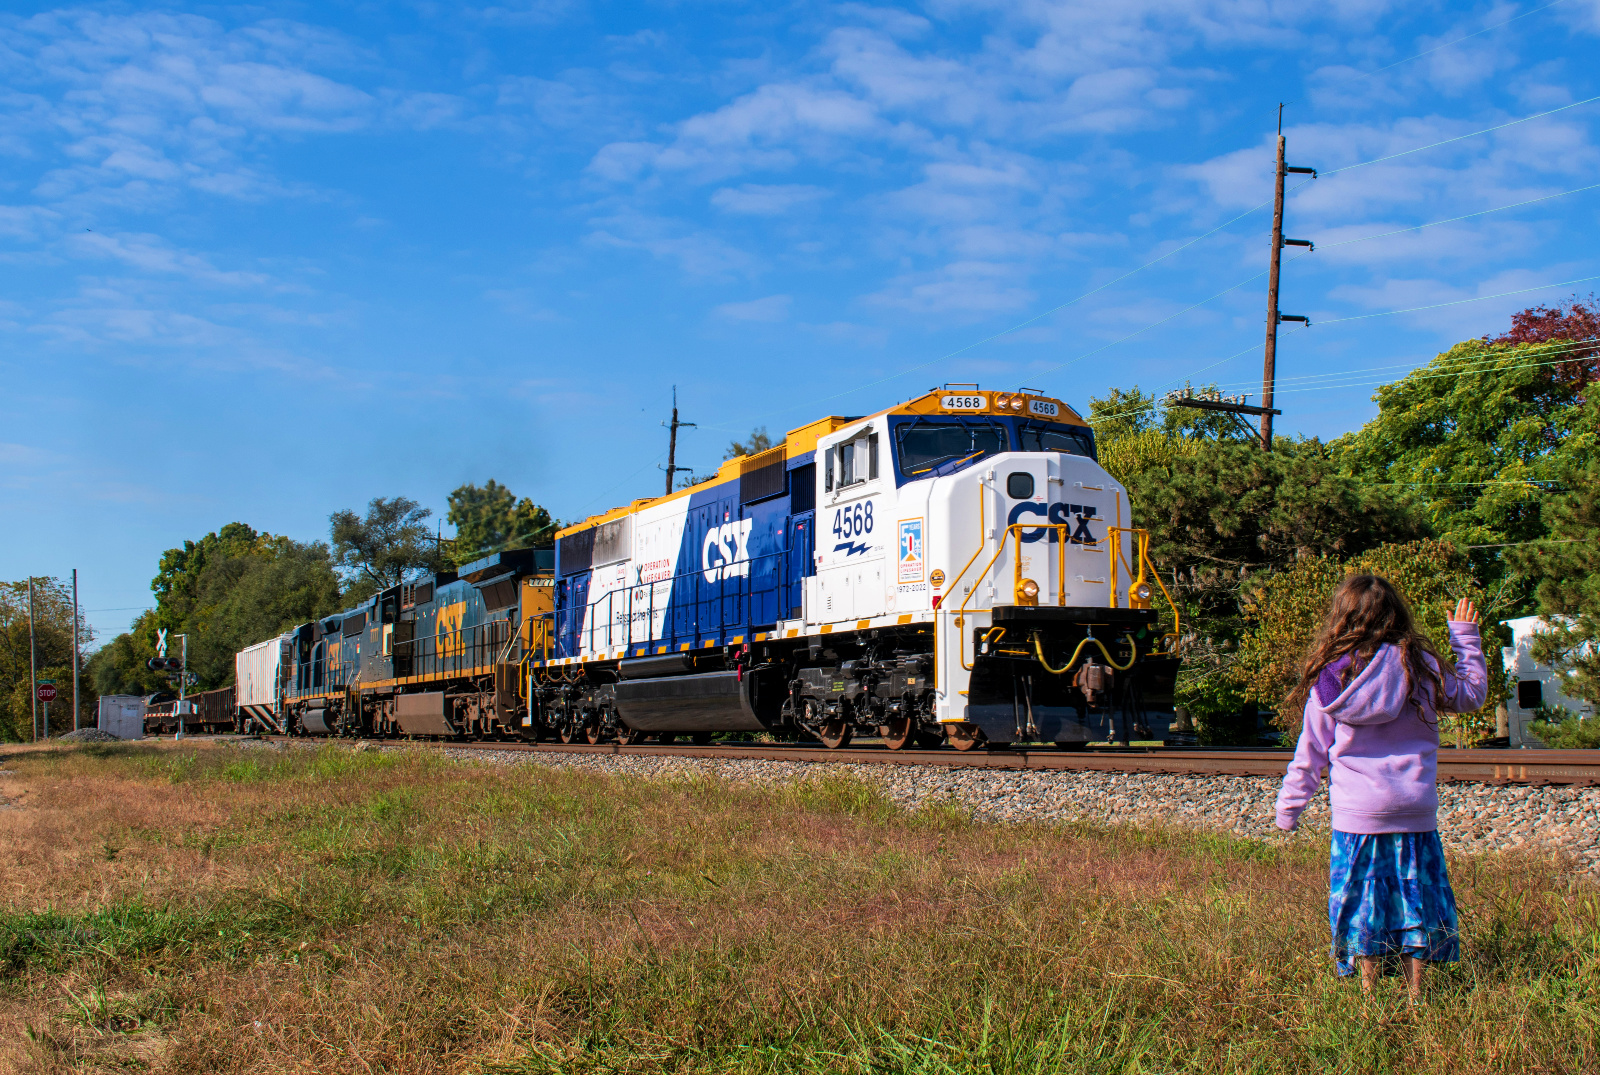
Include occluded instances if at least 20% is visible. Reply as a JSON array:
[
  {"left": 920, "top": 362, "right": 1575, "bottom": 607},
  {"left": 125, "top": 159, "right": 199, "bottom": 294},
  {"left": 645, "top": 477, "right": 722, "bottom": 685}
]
[
  {"left": 1507, "top": 409, "right": 1600, "bottom": 705},
  {"left": 1333, "top": 340, "right": 1593, "bottom": 595},
  {"left": 150, "top": 522, "right": 273, "bottom": 631},
  {"left": 330, "top": 497, "right": 447, "bottom": 596},
  {"left": 446, "top": 480, "right": 558, "bottom": 567},
  {"left": 85, "top": 610, "right": 168, "bottom": 699},
  {"left": 0, "top": 578, "right": 93, "bottom": 741},
  {"left": 1232, "top": 541, "right": 1506, "bottom": 743},
  {"left": 723, "top": 427, "right": 775, "bottom": 459},
  {"left": 87, "top": 532, "right": 342, "bottom": 695}
]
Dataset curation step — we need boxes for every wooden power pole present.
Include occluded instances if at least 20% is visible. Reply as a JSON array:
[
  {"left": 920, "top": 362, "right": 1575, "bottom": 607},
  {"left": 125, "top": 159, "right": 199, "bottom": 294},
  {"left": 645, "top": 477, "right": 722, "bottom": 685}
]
[
  {"left": 1260, "top": 105, "right": 1317, "bottom": 451},
  {"left": 663, "top": 386, "right": 696, "bottom": 494}
]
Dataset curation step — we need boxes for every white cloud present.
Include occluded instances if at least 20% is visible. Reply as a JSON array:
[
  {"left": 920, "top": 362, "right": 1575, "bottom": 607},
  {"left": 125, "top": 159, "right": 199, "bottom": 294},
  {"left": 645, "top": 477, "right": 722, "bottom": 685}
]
[
  {"left": 865, "top": 261, "right": 1036, "bottom": 316},
  {"left": 713, "top": 294, "right": 792, "bottom": 322},
  {"left": 711, "top": 184, "right": 831, "bottom": 214}
]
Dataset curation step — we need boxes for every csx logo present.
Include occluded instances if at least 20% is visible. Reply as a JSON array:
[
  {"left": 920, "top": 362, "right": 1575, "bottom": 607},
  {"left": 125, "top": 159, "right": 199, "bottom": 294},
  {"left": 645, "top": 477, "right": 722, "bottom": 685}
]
[
  {"left": 702, "top": 518, "right": 754, "bottom": 583},
  {"left": 1007, "top": 502, "right": 1098, "bottom": 544}
]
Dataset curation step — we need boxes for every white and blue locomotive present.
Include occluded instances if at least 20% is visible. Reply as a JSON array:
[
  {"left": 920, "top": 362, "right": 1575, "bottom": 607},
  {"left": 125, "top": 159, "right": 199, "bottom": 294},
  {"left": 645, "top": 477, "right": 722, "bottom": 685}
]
[{"left": 533, "top": 386, "right": 1177, "bottom": 750}]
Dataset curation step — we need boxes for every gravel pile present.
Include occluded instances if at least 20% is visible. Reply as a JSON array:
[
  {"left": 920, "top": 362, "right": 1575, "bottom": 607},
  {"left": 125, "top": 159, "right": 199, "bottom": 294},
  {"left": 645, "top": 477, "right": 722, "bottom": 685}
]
[
  {"left": 434, "top": 747, "right": 1600, "bottom": 874},
  {"left": 58, "top": 728, "right": 124, "bottom": 742}
]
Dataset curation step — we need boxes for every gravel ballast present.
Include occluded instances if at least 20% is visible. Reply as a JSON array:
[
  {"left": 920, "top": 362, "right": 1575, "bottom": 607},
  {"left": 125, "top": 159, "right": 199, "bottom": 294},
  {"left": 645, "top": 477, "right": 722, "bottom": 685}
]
[{"left": 238, "top": 739, "right": 1600, "bottom": 873}]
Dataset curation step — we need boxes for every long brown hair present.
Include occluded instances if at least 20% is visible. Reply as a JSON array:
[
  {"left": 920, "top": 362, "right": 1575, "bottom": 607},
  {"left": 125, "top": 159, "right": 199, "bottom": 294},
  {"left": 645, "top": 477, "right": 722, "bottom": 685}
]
[{"left": 1284, "top": 574, "right": 1445, "bottom": 719}]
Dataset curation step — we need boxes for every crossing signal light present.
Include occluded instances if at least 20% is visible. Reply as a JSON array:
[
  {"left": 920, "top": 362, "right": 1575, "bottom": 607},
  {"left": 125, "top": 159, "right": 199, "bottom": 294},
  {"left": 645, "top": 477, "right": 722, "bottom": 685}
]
[{"left": 146, "top": 657, "right": 183, "bottom": 672}]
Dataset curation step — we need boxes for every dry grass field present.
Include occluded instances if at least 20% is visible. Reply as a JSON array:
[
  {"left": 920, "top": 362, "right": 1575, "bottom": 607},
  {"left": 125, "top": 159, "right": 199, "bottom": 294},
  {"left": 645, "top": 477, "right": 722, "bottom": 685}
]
[{"left": 0, "top": 741, "right": 1595, "bottom": 1074}]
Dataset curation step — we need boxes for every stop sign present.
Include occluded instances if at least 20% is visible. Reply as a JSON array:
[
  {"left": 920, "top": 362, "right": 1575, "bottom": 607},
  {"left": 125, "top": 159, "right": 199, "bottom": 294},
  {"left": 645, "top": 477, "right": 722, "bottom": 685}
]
[{"left": 36, "top": 683, "right": 56, "bottom": 703}]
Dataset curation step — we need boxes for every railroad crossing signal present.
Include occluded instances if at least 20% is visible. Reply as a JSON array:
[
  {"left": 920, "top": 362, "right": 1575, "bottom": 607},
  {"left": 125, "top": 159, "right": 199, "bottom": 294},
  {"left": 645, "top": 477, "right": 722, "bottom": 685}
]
[
  {"left": 157, "top": 629, "right": 168, "bottom": 658},
  {"left": 147, "top": 657, "right": 184, "bottom": 673},
  {"left": 36, "top": 681, "right": 56, "bottom": 703}
]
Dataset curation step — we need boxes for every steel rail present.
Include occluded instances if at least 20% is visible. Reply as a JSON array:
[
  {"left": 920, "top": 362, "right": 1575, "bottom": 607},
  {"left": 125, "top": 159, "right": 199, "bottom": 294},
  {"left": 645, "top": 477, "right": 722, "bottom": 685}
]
[{"left": 256, "top": 736, "right": 1600, "bottom": 787}]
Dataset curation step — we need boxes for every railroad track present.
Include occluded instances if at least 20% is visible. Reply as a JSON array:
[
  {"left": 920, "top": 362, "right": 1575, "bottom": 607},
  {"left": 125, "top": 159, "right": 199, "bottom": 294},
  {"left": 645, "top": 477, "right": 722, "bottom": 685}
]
[{"left": 259, "top": 736, "right": 1600, "bottom": 787}]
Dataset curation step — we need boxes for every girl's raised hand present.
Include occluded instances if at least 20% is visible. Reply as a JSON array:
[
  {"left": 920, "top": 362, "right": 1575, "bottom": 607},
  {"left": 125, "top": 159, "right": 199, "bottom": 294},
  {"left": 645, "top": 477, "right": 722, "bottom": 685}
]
[{"left": 1450, "top": 597, "right": 1479, "bottom": 625}]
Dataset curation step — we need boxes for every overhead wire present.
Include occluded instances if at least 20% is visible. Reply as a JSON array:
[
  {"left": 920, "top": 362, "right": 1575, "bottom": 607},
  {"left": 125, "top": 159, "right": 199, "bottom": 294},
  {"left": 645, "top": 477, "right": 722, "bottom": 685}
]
[
  {"left": 1086, "top": 337, "right": 1596, "bottom": 426},
  {"left": 788, "top": 95, "right": 1600, "bottom": 418}
]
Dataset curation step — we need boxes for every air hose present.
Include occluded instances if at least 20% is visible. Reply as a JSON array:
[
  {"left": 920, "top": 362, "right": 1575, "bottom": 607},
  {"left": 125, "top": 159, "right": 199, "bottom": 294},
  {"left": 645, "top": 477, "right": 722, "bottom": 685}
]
[{"left": 1032, "top": 632, "right": 1137, "bottom": 675}]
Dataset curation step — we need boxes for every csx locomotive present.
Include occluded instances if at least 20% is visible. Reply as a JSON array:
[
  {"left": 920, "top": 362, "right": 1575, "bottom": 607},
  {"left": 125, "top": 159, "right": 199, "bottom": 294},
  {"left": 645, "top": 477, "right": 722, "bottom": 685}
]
[{"left": 234, "top": 386, "right": 1178, "bottom": 749}]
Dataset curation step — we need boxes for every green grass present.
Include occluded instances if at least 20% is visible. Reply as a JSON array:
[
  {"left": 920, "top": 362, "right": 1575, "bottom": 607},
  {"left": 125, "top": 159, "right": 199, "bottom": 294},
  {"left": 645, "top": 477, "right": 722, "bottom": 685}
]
[{"left": 1, "top": 742, "right": 1596, "bottom": 1075}]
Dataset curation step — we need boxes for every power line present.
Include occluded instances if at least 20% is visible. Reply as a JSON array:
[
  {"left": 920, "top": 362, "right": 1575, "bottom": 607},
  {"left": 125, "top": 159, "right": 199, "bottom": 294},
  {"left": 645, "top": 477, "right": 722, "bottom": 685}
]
[
  {"left": 1320, "top": 93, "right": 1600, "bottom": 176},
  {"left": 1318, "top": 0, "right": 1575, "bottom": 89},
  {"left": 1315, "top": 274, "right": 1600, "bottom": 325},
  {"left": 1084, "top": 336, "right": 1594, "bottom": 426},
  {"left": 1317, "top": 181, "right": 1600, "bottom": 250},
  {"left": 1175, "top": 337, "right": 1598, "bottom": 394}
]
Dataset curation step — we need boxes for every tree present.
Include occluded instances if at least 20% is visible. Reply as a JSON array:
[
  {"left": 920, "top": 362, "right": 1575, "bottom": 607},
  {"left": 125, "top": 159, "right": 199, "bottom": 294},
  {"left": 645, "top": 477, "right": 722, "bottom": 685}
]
[
  {"left": 446, "top": 480, "right": 557, "bottom": 567},
  {"left": 87, "top": 533, "right": 343, "bottom": 695},
  {"left": 151, "top": 522, "right": 273, "bottom": 630},
  {"left": 1334, "top": 339, "right": 1593, "bottom": 597},
  {"left": 1483, "top": 293, "right": 1597, "bottom": 387},
  {"left": 0, "top": 578, "right": 92, "bottom": 741},
  {"left": 1507, "top": 405, "right": 1600, "bottom": 705},
  {"left": 724, "top": 427, "right": 775, "bottom": 460},
  {"left": 330, "top": 497, "right": 447, "bottom": 595},
  {"left": 1232, "top": 541, "right": 1506, "bottom": 743}
]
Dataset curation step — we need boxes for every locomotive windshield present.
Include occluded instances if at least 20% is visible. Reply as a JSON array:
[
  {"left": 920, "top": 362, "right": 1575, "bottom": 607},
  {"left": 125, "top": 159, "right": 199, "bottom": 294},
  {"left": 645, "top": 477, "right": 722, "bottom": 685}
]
[
  {"left": 895, "top": 419, "right": 1008, "bottom": 477},
  {"left": 1018, "top": 421, "right": 1096, "bottom": 459}
]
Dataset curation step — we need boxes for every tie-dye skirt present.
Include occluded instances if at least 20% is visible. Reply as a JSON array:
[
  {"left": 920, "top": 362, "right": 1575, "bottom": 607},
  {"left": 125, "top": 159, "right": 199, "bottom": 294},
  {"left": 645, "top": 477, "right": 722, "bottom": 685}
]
[{"left": 1328, "top": 829, "right": 1459, "bottom": 976}]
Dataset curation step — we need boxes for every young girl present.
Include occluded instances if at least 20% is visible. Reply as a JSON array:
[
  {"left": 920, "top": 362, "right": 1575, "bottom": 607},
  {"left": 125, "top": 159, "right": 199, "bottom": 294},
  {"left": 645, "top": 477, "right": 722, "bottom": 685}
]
[{"left": 1276, "top": 574, "right": 1488, "bottom": 998}]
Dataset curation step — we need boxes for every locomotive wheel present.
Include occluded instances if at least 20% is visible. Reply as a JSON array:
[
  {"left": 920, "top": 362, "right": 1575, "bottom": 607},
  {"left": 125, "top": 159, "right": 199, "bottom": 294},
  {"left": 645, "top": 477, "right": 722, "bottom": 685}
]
[
  {"left": 584, "top": 720, "right": 604, "bottom": 745},
  {"left": 558, "top": 722, "right": 580, "bottom": 744},
  {"left": 883, "top": 715, "right": 915, "bottom": 751},
  {"left": 819, "top": 720, "right": 853, "bottom": 750},
  {"left": 615, "top": 725, "right": 639, "bottom": 746},
  {"left": 946, "top": 723, "right": 987, "bottom": 752}
]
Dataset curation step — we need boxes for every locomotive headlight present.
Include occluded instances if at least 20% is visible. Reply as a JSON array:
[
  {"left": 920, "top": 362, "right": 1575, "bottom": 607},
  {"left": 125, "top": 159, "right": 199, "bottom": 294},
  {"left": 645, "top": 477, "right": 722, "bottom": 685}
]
[
  {"left": 1017, "top": 577, "right": 1040, "bottom": 605},
  {"left": 995, "top": 393, "right": 1011, "bottom": 409},
  {"left": 1010, "top": 396, "right": 1025, "bottom": 411},
  {"left": 1131, "top": 580, "right": 1153, "bottom": 608}
]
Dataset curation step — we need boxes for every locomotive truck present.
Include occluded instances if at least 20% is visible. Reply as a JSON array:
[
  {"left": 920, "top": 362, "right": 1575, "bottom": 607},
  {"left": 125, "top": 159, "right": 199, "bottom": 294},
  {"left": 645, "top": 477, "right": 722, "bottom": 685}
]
[{"left": 236, "top": 385, "right": 1178, "bottom": 748}]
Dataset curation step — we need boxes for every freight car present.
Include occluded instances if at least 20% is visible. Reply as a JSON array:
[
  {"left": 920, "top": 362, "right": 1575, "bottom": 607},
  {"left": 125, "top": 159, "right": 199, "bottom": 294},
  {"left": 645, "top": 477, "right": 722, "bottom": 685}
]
[
  {"left": 144, "top": 685, "right": 237, "bottom": 736},
  {"left": 236, "top": 385, "right": 1177, "bottom": 747}
]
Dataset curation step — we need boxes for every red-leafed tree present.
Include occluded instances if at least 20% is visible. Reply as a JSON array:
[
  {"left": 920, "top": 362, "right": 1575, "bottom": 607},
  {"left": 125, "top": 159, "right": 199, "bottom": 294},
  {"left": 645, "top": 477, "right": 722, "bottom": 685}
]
[{"left": 1484, "top": 294, "right": 1599, "bottom": 387}]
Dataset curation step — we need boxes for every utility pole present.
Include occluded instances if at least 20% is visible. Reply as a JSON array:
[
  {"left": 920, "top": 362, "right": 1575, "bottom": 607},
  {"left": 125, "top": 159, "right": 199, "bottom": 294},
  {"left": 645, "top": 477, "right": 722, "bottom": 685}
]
[
  {"left": 72, "top": 569, "right": 80, "bottom": 732},
  {"left": 662, "top": 386, "right": 697, "bottom": 494},
  {"left": 175, "top": 633, "right": 189, "bottom": 742},
  {"left": 1260, "top": 104, "right": 1316, "bottom": 451},
  {"left": 27, "top": 578, "right": 38, "bottom": 743}
]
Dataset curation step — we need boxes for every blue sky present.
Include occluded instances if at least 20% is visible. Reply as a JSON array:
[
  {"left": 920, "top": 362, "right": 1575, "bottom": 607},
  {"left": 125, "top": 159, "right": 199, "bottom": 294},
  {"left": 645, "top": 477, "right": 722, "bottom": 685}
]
[{"left": 3, "top": 0, "right": 1598, "bottom": 645}]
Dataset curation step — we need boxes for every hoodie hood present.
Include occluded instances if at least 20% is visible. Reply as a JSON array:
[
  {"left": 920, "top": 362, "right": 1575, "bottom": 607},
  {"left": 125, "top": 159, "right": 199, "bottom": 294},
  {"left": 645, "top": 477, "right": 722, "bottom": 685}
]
[{"left": 1321, "top": 643, "right": 1417, "bottom": 727}]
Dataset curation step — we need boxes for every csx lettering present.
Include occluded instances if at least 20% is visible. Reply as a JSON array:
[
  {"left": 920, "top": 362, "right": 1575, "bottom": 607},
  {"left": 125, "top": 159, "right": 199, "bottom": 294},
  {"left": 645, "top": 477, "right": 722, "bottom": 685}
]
[
  {"left": 702, "top": 518, "right": 754, "bottom": 583},
  {"left": 1006, "top": 502, "right": 1098, "bottom": 544}
]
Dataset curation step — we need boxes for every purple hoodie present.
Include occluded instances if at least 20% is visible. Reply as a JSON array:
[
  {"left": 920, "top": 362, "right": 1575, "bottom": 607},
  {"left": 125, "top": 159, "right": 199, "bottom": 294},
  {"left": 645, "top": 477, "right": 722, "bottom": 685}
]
[{"left": 1276, "top": 622, "right": 1488, "bottom": 834}]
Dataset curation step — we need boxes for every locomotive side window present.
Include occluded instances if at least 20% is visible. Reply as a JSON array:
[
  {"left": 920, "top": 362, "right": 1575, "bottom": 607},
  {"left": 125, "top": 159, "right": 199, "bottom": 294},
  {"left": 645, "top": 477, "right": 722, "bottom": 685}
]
[
  {"left": 1006, "top": 472, "right": 1034, "bottom": 499},
  {"left": 868, "top": 433, "right": 879, "bottom": 480},
  {"left": 824, "top": 448, "right": 834, "bottom": 492},
  {"left": 1018, "top": 422, "right": 1096, "bottom": 459},
  {"left": 896, "top": 420, "right": 1007, "bottom": 477},
  {"left": 840, "top": 442, "right": 856, "bottom": 486}
]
